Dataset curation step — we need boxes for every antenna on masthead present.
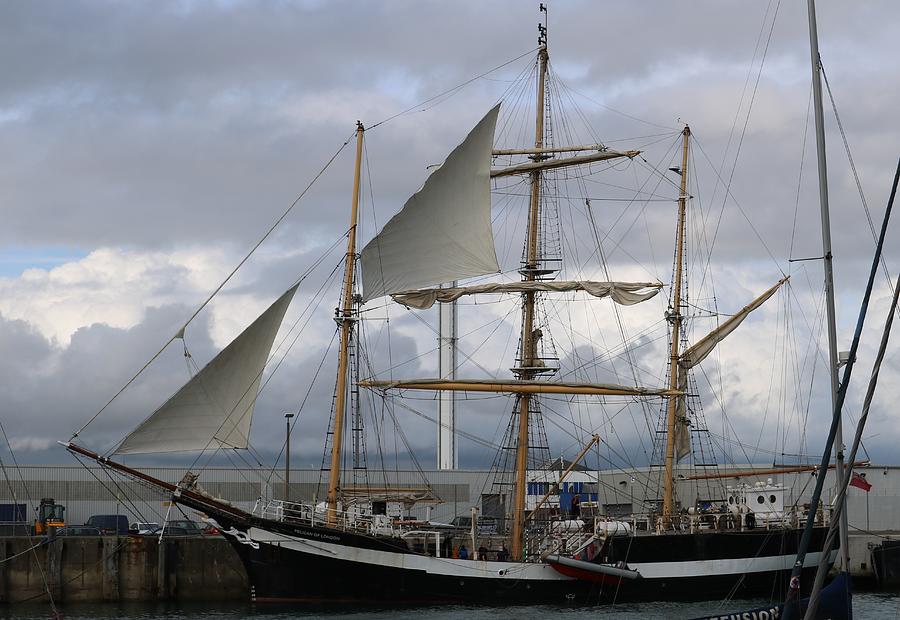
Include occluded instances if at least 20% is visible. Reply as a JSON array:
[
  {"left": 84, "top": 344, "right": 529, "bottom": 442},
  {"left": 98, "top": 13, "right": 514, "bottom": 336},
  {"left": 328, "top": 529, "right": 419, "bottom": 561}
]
[{"left": 538, "top": 4, "right": 547, "bottom": 46}]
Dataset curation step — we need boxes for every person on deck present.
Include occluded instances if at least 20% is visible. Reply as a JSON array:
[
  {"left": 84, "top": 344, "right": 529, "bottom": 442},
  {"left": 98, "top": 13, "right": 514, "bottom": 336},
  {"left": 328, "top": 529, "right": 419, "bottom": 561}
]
[
  {"left": 497, "top": 544, "right": 509, "bottom": 561},
  {"left": 571, "top": 494, "right": 581, "bottom": 518},
  {"left": 442, "top": 536, "right": 453, "bottom": 558},
  {"left": 458, "top": 544, "right": 469, "bottom": 560},
  {"left": 746, "top": 510, "right": 756, "bottom": 530}
]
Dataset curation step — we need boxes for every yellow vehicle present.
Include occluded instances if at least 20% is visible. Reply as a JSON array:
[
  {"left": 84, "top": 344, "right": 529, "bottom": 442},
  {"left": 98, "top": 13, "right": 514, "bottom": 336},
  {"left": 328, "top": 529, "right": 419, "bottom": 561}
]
[{"left": 34, "top": 498, "right": 65, "bottom": 535}]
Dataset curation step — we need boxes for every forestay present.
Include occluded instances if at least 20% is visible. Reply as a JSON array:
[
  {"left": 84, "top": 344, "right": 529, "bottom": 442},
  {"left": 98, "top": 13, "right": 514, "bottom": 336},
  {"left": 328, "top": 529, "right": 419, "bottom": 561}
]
[
  {"left": 114, "top": 285, "right": 298, "bottom": 455},
  {"left": 359, "top": 105, "right": 501, "bottom": 302},
  {"left": 391, "top": 280, "right": 662, "bottom": 309}
]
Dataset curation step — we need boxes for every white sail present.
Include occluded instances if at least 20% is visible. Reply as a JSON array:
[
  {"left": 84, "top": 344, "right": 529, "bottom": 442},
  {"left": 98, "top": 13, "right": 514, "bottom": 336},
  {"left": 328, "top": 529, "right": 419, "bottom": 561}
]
[
  {"left": 679, "top": 277, "right": 788, "bottom": 370},
  {"left": 114, "top": 285, "right": 298, "bottom": 455},
  {"left": 359, "top": 105, "right": 501, "bottom": 302},
  {"left": 673, "top": 277, "right": 788, "bottom": 462},
  {"left": 391, "top": 280, "right": 662, "bottom": 309}
]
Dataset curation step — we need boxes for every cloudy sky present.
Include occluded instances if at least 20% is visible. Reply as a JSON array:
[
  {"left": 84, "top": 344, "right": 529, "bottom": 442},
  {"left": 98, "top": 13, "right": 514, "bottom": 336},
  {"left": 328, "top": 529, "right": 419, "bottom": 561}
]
[{"left": 1, "top": 0, "right": 898, "bottom": 478}]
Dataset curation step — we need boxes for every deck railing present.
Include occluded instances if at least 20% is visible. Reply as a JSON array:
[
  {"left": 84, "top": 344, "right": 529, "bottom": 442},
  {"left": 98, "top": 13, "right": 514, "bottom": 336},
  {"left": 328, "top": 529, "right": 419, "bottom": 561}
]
[
  {"left": 253, "top": 499, "right": 832, "bottom": 561},
  {"left": 256, "top": 499, "right": 406, "bottom": 537}
]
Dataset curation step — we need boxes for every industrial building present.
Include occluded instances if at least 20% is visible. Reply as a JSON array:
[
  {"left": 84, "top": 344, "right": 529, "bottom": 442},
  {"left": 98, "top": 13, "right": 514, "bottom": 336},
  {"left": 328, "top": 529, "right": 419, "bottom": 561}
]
[{"left": 2, "top": 463, "right": 892, "bottom": 531}]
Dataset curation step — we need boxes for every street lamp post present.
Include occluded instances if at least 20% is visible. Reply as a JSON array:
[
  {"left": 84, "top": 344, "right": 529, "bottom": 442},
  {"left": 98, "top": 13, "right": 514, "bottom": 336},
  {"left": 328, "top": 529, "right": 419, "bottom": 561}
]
[{"left": 284, "top": 412, "right": 295, "bottom": 502}]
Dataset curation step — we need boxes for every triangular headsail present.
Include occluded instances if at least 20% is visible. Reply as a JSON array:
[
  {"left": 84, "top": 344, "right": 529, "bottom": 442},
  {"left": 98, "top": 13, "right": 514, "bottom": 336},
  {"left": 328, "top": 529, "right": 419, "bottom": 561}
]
[
  {"left": 114, "top": 285, "right": 298, "bottom": 455},
  {"left": 359, "top": 105, "right": 501, "bottom": 302}
]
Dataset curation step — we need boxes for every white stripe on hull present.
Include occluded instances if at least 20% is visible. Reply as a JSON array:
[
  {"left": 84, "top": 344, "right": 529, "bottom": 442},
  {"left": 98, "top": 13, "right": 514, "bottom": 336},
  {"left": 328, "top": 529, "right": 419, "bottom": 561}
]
[
  {"left": 247, "top": 526, "right": 567, "bottom": 581},
  {"left": 630, "top": 549, "right": 835, "bottom": 579}
]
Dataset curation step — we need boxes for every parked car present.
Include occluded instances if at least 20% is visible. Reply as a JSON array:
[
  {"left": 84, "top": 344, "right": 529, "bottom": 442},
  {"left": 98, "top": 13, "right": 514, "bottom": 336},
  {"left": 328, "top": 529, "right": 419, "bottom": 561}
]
[
  {"left": 57, "top": 526, "right": 101, "bottom": 536},
  {"left": 129, "top": 521, "right": 160, "bottom": 535},
  {"left": 86, "top": 514, "right": 129, "bottom": 535},
  {"left": 165, "top": 519, "right": 204, "bottom": 535}
]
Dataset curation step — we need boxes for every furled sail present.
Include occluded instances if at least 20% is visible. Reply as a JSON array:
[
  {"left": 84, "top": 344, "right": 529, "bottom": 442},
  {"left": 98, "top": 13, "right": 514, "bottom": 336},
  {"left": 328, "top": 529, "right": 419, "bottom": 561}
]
[
  {"left": 490, "top": 150, "right": 640, "bottom": 178},
  {"left": 391, "top": 280, "right": 663, "bottom": 309},
  {"left": 114, "top": 285, "right": 298, "bottom": 455},
  {"left": 359, "top": 378, "right": 679, "bottom": 397},
  {"left": 672, "top": 276, "right": 789, "bottom": 462},
  {"left": 673, "top": 405, "right": 692, "bottom": 462},
  {"left": 359, "top": 105, "right": 501, "bottom": 302}
]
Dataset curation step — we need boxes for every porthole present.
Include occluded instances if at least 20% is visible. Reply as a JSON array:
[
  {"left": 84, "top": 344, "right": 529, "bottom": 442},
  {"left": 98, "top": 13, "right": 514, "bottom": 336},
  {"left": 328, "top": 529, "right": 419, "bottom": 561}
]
[
  {"left": 728, "top": 496, "right": 735, "bottom": 505},
  {"left": 757, "top": 495, "right": 765, "bottom": 504},
  {"left": 769, "top": 495, "right": 777, "bottom": 504}
]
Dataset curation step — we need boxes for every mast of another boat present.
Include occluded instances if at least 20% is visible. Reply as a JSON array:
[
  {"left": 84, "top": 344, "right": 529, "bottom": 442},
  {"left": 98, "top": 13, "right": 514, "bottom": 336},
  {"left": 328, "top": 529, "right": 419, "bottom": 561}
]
[
  {"left": 326, "top": 121, "right": 365, "bottom": 526},
  {"left": 807, "top": 0, "right": 850, "bottom": 570},
  {"left": 661, "top": 125, "right": 691, "bottom": 525},
  {"left": 510, "top": 7, "right": 548, "bottom": 562}
]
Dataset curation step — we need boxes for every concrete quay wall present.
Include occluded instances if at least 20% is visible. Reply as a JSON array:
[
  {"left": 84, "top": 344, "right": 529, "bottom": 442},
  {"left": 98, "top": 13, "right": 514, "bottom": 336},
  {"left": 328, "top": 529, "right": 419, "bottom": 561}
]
[{"left": 0, "top": 536, "right": 247, "bottom": 603}]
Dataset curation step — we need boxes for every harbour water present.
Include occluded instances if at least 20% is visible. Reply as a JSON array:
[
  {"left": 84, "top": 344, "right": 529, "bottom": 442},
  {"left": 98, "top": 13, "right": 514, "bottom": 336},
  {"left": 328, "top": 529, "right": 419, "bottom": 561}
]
[{"left": 2, "top": 593, "right": 899, "bottom": 620}]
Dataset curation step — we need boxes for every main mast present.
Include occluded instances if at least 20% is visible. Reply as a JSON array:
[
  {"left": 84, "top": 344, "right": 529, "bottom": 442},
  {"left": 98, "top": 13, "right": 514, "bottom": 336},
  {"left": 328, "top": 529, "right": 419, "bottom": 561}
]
[
  {"left": 807, "top": 0, "right": 849, "bottom": 571},
  {"left": 662, "top": 125, "right": 691, "bottom": 523},
  {"left": 510, "top": 13, "right": 548, "bottom": 562},
  {"left": 326, "top": 121, "right": 365, "bottom": 525},
  {"left": 438, "top": 282, "right": 458, "bottom": 470}
]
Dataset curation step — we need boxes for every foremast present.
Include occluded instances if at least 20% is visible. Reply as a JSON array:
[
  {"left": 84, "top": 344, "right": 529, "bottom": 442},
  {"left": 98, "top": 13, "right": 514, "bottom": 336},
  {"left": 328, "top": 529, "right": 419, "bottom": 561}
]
[
  {"left": 326, "top": 121, "right": 365, "bottom": 526},
  {"left": 510, "top": 29, "right": 549, "bottom": 561},
  {"left": 662, "top": 125, "right": 691, "bottom": 524}
]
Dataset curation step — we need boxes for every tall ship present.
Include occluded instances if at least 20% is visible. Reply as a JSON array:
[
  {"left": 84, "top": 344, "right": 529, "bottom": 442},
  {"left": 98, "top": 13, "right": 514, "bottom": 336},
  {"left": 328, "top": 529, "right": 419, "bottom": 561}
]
[{"left": 64, "top": 7, "right": 843, "bottom": 604}]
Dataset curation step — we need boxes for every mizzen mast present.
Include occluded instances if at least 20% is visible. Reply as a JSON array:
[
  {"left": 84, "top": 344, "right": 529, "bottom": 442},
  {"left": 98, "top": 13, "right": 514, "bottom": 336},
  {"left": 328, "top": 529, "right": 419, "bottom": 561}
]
[
  {"left": 510, "top": 9, "right": 549, "bottom": 563},
  {"left": 661, "top": 125, "right": 691, "bottom": 523},
  {"left": 326, "top": 121, "right": 365, "bottom": 526}
]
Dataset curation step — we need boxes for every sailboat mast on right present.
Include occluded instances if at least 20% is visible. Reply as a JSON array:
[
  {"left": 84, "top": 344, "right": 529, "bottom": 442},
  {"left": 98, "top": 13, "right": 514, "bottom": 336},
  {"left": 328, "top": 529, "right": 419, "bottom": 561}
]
[{"left": 806, "top": 0, "right": 850, "bottom": 572}]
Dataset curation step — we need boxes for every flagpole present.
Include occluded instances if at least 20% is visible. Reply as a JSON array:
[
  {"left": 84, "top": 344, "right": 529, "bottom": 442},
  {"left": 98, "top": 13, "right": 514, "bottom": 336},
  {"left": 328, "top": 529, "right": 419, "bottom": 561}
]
[{"left": 866, "top": 477, "right": 870, "bottom": 531}]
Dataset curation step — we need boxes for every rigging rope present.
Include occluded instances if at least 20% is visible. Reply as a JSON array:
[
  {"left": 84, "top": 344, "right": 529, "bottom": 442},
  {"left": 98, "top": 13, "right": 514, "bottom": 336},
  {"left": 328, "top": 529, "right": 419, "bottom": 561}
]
[
  {"left": 821, "top": 62, "right": 898, "bottom": 322},
  {"left": 94, "top": 217, "right": 347, "bottom": 460},
  {"left": 367, "top": 48, "right": 539, "bottom": 132},
  {"left": 187, "top": 256, "right": 345, "bottom": 475},
  {"left": 704, "top": 0, "right": 782, "bottom": 266},
  {"left": 0, "top": 419, "right": 60, "bottom": 616},
  {"left": 70, "top": 133, "right": 356, "bottom": 441},
  {"left": 264, "top": 326, "right": 339, "bottom": 488}
]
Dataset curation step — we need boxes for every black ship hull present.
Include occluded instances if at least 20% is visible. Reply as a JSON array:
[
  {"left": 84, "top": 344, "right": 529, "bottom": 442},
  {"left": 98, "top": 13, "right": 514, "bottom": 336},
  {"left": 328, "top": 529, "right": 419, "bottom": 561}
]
[{"left": 213, "top": 513, "right": 834, "bottom": 604}]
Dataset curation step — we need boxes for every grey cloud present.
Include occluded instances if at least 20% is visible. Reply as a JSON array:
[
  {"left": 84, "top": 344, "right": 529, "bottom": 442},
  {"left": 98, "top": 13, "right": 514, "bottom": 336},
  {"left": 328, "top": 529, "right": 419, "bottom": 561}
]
[
  {"left": 1, "top": 1, "right": 899, "bottom": 476},
  {"left": 2, "top": 0, "right": 897, "bottom": 259}
]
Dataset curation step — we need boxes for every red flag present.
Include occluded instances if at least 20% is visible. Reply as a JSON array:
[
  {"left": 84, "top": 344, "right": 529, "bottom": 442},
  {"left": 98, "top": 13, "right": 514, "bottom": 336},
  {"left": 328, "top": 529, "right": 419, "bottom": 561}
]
[{"left": 849, "top": 472, "right": 872, "bottom": 492}]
